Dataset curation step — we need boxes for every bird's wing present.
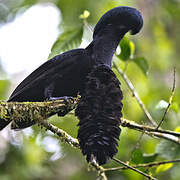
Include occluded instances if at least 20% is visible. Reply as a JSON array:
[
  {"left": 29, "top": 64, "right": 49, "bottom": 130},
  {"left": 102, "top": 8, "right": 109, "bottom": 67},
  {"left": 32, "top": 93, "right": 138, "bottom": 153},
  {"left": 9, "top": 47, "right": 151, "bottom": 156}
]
[{"left": 8, "top": 49, "right": 90, "bottom": 102}]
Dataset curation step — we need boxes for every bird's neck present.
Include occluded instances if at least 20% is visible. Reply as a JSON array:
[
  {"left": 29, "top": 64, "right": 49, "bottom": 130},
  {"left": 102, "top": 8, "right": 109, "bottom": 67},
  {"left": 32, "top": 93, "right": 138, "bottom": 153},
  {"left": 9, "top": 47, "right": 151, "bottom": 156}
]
[{"left": 86, "top": 31, "right": 123, "bottom": 67}]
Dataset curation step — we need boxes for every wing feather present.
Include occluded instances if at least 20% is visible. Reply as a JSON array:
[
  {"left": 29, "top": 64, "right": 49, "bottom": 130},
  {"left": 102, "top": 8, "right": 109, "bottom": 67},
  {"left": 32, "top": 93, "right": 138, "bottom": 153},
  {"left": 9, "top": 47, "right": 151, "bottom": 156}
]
[{"left": 9, "top": 49, "right": 89, "bottom": 101}]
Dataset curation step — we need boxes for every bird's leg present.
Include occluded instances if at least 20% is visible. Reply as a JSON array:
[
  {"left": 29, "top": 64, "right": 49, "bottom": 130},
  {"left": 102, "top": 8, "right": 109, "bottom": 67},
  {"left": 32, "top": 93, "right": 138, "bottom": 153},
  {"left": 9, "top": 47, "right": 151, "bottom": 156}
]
[
  {"left": 49, "top": 96, "right": 75, "bottom": 116},
  {"left": 45, "top": 83, "right": 72, "bottom": 102},
  {"left": 44, "top": 83, "right": 74, "bottom": 116},
  {"left": 48, "top": 96, "right": 73, "bottom": 102}
]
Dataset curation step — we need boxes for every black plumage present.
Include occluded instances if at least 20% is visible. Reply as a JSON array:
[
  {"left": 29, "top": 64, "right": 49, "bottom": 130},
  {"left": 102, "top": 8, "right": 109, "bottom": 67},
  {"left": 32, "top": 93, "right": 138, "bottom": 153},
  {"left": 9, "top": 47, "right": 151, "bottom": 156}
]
[
  {"left": 75, "top": 65, "right": 123, "bottom": 165},
  {"left": 0, "top": 6, "right": 143, "bottom": 164}
]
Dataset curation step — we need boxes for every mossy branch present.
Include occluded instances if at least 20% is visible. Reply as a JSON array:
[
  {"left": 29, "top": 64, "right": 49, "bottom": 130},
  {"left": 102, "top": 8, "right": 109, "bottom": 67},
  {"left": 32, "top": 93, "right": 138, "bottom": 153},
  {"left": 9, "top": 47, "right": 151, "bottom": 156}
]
[
  {"left": 39, "top": 120, "right": 79, "bottom": 148},
  {"left": 0, "top": 98, "right": 77, "bottom": 127},
  {"left": 1, "top": 99, "right": 179, "bottom": 145}
]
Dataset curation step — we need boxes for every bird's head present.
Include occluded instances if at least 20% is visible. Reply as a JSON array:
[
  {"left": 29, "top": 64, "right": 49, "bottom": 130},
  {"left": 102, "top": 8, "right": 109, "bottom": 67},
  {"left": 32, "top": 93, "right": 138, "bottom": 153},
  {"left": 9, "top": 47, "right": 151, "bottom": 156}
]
[{"left": 93, "top": 6, "right": 143, "bottom": 39}]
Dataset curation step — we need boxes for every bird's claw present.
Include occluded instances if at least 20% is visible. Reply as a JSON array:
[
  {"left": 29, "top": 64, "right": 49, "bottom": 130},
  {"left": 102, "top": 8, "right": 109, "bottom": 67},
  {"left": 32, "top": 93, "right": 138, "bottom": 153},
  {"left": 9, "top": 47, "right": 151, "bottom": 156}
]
[
  {"left": 48, "top": 96, "right": 74, "bottom": 117},
  {"left": 48, "top": 96, "right": 74, "bottom": 104}
]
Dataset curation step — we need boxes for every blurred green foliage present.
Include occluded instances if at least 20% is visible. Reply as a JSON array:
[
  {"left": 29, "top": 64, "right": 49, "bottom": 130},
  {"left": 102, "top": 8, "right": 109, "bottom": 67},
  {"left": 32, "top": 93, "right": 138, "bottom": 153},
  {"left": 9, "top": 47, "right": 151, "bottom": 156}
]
[
  {"left": 0, "top": 0, "right": 180, "bottom": 180},
  {"left": 48, "top": 26, "right": 83, "bottom": 59}
]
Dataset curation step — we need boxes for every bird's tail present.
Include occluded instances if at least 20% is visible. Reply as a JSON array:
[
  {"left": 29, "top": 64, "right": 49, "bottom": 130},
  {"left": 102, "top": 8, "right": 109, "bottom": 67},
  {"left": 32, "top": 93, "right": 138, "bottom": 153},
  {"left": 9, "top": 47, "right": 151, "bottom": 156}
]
[
  {"left": 75, "top": 65, "right": 123, "bottom": 165},
  {"left": 0, "top": 118, "right": 11, "bottom": 130}
]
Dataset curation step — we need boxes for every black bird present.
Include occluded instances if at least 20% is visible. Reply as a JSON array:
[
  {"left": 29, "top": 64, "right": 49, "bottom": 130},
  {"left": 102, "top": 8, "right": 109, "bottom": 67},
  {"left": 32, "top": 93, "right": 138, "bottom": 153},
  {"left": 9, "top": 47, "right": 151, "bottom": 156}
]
[{"left": 0, "top": 6, "right": 143, "bottom": 164}]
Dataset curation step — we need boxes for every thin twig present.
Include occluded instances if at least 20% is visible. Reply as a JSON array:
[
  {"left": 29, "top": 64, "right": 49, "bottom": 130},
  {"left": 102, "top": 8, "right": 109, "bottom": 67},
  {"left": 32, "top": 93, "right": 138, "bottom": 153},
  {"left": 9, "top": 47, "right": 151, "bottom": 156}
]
[
  {"left": 39, "top": 120, "right": 79, "bottom": 148},
  {"left": 39, "top": 120, "right": 107, "bottom": 180},
  {"left": 121, "top": 118, "right": 180, "bottom": 144},
  {"left": 113, "top": 61, "right": 157, "bottom": 127},
  {"left": 145, "top": 131, "right": 180, "bottom": 144},
  {"left": 112, "top": 158, "right": 157, "bottom": 180},
  {"left": 121, "top": 118, "right": 180, "bottom": 137},
  {"left": 105, "top": 159, "right": 180, "bottom": 171},
  {"left": 90, "top": 161, "right": 107, "bottom": 180},
  {"left": 156, "top": 67, "right": 176, "bottom": 129}
]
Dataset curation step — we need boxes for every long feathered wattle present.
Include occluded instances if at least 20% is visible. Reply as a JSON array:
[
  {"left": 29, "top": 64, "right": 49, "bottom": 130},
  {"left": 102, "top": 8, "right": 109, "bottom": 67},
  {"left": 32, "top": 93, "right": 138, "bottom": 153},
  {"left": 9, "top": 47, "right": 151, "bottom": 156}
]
[{"left": 75, "top": 65, "right": 123, "bottom": 165}]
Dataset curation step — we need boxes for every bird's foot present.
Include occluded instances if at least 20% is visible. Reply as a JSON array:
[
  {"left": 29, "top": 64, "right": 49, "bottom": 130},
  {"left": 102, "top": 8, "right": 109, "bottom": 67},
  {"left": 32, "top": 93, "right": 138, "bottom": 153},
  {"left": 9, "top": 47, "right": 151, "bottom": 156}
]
[
  {"left": 48, "top": 96, "right": 74, "bottom": 116},
  {"left": 49, "top": 96, "right": 74, "bottom": 103}
]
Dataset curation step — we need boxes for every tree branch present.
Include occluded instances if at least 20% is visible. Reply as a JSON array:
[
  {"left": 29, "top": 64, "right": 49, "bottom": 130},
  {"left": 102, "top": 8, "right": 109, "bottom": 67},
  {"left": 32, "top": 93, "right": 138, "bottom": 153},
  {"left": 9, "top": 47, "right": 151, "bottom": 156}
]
[
  {"left": 1, "top": 100, "right": 180, "bottom": 144},
  {"left": 121, "top": 118, "right": 180, "bottom": 144},
  {"left": 0, "top": 98, "right": 78, "bottom": 126},
  {"left": 105, "top": 159, "right": 180, "bottom": 171},
  {"left": 39, "top": 120, "right": 79, "bottom": 148},
  {"left": 112, "top": 158, "right": 157, "bottom": 180}
]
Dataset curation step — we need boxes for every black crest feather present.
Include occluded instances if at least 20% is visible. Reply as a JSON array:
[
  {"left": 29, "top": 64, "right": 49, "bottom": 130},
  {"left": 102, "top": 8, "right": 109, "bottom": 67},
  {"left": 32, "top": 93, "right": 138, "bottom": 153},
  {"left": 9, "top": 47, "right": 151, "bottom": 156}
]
[
  {"left": 93, "top": 6, "right": 143, "bottom": 38},
  {"left": 75, "top": 65, "right": 123, "bottom": 165}
]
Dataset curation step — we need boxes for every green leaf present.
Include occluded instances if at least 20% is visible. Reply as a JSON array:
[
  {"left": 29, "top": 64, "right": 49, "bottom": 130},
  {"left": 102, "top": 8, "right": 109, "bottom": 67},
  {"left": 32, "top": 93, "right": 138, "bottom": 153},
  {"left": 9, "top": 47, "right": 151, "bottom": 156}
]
[
  {"left": 143, "top": 153, "right": 158, "bottom": 163},
  {"left": 129, "top": 41, "right": 135, "bottom": 56},
  {"left": 118, "top": 36, "right": 134, "bottom": 61},
  {"left": 131, "top": 149, "right": 158, "bottom": 164},
  {"left": 48, "top": 27, "right": 83, "bottom": 59},
  {"left": 131, "top": 149, "right": 144, "bottom": 164},
  {"left": 132, "top": 57, "right": 149, "bottom": 76},
  {"left": 156, "top": 140, "right": 180, "bottom": 159},
  {"left": 156, "top": 163, "right": 173, "bottom": 174},
  {"left": 175, "top": 126, "right": 180, "bottom": 132}
]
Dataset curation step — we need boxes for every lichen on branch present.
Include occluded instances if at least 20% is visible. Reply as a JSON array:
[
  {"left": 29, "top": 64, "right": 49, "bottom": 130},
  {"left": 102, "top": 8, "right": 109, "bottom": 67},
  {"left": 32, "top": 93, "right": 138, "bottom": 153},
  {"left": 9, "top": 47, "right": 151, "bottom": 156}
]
[{"left": 0, "top": 97, "right": 78, "bottom": 128}]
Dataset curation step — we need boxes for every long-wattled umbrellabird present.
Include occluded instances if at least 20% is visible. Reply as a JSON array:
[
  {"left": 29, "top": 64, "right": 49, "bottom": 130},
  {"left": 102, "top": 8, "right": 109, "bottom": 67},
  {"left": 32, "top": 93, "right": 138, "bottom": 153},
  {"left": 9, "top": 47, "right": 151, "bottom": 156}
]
[{"left": 0, "top": 6, "right": 143, "bottom": 165}]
